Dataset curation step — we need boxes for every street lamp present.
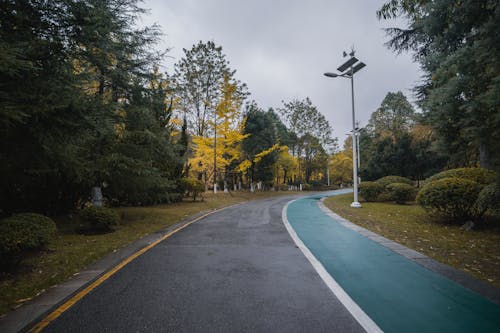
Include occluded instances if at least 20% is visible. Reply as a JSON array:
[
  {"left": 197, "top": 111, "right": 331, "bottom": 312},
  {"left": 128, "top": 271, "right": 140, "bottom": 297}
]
[{"left": 324, "top": 51, "right": 366, "bottom": 208}]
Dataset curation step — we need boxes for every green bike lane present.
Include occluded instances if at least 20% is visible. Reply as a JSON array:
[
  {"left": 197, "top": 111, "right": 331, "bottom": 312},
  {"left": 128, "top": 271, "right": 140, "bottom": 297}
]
[{"left": 285, "top": 192, "right": 500, "bottom": 333}]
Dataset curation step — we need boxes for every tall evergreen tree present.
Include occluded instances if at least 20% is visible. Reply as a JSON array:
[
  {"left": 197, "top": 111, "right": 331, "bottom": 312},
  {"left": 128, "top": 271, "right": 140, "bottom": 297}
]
[
  {"left": 0, "top": 0, "right": 182, "bottom": 214},
  {"left": 0, "top": 0, "right": 91, "bottom": 214},
  {"left": 359, "top": 92, "right": 446, "bottom": 180},
  {"left": 378, "top": 0, "right": 500, "bottom": 169},
  {"left": 241, "top": 104, "right": 281, "bottom": 184}
]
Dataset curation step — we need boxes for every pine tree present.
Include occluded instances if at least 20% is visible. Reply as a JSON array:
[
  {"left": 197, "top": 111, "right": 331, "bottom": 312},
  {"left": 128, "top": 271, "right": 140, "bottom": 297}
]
[
  {"left": 378, "top": 0, "right": 500, "bottom": 169},
  {"left": 0, "top": 0, "right": 182, "bottom": 213}
]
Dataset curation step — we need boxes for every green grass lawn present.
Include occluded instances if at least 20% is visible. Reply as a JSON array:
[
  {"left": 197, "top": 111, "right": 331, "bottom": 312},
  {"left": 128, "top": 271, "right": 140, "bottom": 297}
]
[
  {"left": 324, "top": 193, "right": 500, "bottom": 288},
  {"left": 0, "top": 191, "right": 292, "bottom": 316}
]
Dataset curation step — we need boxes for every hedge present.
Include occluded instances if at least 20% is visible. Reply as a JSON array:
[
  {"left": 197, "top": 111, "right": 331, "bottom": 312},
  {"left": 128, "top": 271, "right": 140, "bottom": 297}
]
[
  {"left": 80, "top": 206, "right": 120, "bottom": 231},
  {"left": 0, "top": 213, "right": 57, "bottom": 267},
  {"left": 376, "top": 175, "right": 413, "bottom": 187},
  {"left": 416, "top": 178, "right": 483, "bottom": 222},
  {"left": 359, "top": 181, "right": 384, "bottom": 202},
  {"left": 179, "top": 177, "right": 205, "bottom": 201},
  {"left": 426, "top": 168, "right": 495, "bottom": 185},
  {"left": 476, "top": 183, "right": 500, "bottom": 216},
  {"left": 386, "top": 183, "right": 416, "bottom": 204}
]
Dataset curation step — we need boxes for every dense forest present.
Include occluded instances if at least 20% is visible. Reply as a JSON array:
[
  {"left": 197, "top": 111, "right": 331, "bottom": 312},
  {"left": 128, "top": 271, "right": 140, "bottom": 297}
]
[
  {"left": 1, "top": 0, "right": 498, "bottom": 216},
  {"left": 0, "top": 0, "right": 336, "bottom": 216}
]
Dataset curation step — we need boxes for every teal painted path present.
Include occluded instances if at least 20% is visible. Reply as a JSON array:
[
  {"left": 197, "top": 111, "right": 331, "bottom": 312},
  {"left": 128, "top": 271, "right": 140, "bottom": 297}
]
[{"left": 286, "top": 192, "right": 500, "bottom": 333}]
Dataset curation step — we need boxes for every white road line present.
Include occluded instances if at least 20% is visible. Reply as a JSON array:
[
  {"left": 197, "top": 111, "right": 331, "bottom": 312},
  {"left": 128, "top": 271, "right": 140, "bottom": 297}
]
[{"left": 282, "top": 199, "right": 383, "bottom": 333}]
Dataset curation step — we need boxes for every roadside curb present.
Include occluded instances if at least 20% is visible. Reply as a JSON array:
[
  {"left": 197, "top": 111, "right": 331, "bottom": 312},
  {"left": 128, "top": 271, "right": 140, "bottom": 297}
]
[
  {"left": 0, "top": 204, "right": 240, "bottom": 333},
  {"left": 318, "top": 197, "right": 500, "bottom": 305}
]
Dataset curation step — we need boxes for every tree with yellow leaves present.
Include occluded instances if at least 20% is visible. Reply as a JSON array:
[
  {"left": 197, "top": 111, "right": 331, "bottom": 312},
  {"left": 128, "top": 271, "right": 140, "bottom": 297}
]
[
  {"left": 329, "top": 151, "right": 353, "bottom": 186},
  {"left": 189, "top": 75, "right": 248, "bottom": 192},
  {"left": 275, "top": 146, "right": 299, "bottom": 185}
]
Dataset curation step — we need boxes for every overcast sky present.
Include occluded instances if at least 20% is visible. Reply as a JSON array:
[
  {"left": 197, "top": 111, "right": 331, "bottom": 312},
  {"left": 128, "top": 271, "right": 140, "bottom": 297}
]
[{"left": 140, "top": 0, "right": 422, "bottom": 142}]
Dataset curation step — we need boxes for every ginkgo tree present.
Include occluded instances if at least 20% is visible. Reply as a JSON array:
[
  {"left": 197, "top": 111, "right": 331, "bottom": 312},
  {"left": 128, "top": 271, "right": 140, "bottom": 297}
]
[
  {"left": 189, "top": 75, "right": 248, "bottom": 192},
  {"left": 329, "top": 151, "right": 353, "bottom": 186},
  {"left": 275, "top": 146, "right": 299, "bottom": 186}
]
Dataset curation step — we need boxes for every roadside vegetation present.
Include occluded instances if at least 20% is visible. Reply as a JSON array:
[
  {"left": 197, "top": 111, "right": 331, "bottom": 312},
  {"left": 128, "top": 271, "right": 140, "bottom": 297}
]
[{"left": 345, "top": 168, "right": 500, "bottom": 286}]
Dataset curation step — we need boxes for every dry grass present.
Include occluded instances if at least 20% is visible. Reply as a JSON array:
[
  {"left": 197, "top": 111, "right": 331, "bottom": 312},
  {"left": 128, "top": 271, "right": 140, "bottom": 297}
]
[
  {"left": 324, "top": 193, "right": 500, "bottom": 288},
  {"left": 0, "top": 191, "right": 292, "bottom": 316}
]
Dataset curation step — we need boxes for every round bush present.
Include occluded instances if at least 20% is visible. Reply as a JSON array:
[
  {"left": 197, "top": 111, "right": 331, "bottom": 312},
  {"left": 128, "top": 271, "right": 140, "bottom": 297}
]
[
  {"left": 0, "top": 213, "right": 57, "bottom": 266},
  {"left": 386, "top": 183, "right": 416, "bottom": 204},
  {"left": 416, "top": 178, "right": 483, "bottom": 222},
  {"left": 179, "top": 177, "right": 205, "bottom": 201},
  {"left": 279, "top": 184, "right": 289, "bottom": 191},
  {"left": 309, "top": 180, "right": 323, "bottom": 187},
  {"left": 80, "top": 206, "right": 120, "bottom": 231},
  {"left": 426, "top": 168, "right": 496, "bottom": 185},
  {"left": 376, "top": 175, "right": 413, "bottom": 187},
  {"left": 359, "top": 181, "right": 384, "bottom": 202},
  {"left": 476, "top": 183, "right": 500, "bottom": 215}
]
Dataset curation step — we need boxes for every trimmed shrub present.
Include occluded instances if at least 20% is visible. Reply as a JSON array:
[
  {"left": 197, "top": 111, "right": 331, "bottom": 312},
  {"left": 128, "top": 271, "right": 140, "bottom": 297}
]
[
  {"left": 302, "top": 183, "right": 311, "bottom": 191},
  {"left": 386, "top": 183, "right": 416, "bottom": 204},
  {"left": 179, "top": 177, "right": 205, "bottom": 201},
  {"left": 0, "top": 213, "right": 57, "bottom": 267},
  {"left": 376, "top": 175, "right": 413, "bottom": 187},
  {"left": 416, "top": 178, "right": 483, "bottom": 222},
  {"left": 279, "top": 184, "right": 289, "bottom": 191},
  {"left": 359, "top": 181, "right": 384, "bottom": 202},
  {"left": 426, "top": 168, "right": 496, "bottom": 185},
  {"left": 80, "top": 206, "right": 120, "bottom": 231},
  {"left": 476, "top": 183, "right": 500, "bottom": 216},
  {"left": 309, "top": 180, "right": 323, "bottom": 187}
]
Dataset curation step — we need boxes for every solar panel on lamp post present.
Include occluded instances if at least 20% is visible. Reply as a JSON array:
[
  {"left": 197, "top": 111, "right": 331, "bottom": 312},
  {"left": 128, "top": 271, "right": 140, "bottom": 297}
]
[{"left": 324, "top": 52, "right": 366, "bottom": 208}]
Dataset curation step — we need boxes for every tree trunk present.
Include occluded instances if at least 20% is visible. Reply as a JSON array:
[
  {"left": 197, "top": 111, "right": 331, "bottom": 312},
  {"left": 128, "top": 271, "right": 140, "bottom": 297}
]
[{"left": 203, "top": 171, "right": 208, "bottom": 192}]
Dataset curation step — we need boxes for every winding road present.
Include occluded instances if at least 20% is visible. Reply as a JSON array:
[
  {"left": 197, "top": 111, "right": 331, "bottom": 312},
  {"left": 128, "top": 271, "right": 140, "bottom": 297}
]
[
  {"left": 41, "top": 194, "right": 363, "bottom": 332},
  {"left": 27, "top": 191, "right": 500, "bottom": 332}
]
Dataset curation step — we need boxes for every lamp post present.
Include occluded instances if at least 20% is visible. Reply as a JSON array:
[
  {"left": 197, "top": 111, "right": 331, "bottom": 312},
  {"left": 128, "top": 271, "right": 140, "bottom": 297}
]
[
  {"left": 356, "top": 128, "right": 360, "bottom": 170},
  {"left": 352, "top": 124, "right": 361, "bottom": 170},
  {"left": 324, "top": 51, "right": 366, "bottom": 208}
]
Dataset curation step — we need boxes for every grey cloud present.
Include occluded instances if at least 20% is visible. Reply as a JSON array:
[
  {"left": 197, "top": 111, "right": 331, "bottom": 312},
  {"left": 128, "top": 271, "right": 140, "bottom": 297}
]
[{"left": 142, "top": 0, "right": 421, "bottom": 142}]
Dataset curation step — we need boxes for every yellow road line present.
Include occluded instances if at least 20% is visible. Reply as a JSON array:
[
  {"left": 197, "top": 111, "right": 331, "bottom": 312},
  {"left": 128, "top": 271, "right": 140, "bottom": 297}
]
[{"left": 29, "top": 207, "right": 228, "bottom": 333}]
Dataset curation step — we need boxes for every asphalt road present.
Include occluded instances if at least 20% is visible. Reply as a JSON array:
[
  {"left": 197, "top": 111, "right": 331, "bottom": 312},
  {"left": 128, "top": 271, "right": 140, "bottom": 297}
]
[{"left": 43, "top": 195, "right": 364, "bottom": 333}]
